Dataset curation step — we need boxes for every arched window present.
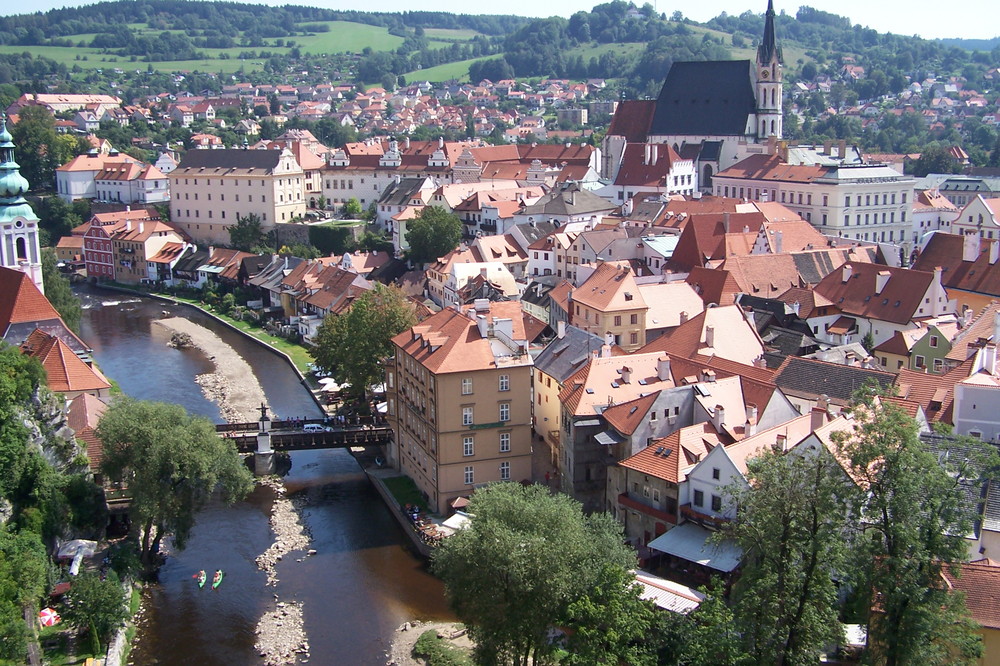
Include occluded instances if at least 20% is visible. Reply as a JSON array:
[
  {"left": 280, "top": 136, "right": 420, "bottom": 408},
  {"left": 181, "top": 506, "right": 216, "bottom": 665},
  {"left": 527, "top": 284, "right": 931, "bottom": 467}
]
[
  {"left": 15, "top": 237, "right": 26, "bottom": 261},
  {"left": 702, "top": 165, "right": 713, "bottom": 189},
  {"left": 771, "top": 119, "right": 776, "bottom": 135},
  {"left": 770, "top": 88, "right": 776, "bottom": 107}
]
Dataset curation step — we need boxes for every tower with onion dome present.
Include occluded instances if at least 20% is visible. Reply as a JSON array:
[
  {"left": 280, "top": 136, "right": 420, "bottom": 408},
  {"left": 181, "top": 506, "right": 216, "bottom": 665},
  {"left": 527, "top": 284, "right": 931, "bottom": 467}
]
[{"left": 0, "top": 112, "right": 43, "bottom": 293}]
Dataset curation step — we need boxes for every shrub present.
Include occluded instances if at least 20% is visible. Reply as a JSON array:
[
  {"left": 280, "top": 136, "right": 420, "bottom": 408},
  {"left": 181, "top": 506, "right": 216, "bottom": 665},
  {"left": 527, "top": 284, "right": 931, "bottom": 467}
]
[{"left": 412, "top": 629, "right": 472, "bottom": 666}]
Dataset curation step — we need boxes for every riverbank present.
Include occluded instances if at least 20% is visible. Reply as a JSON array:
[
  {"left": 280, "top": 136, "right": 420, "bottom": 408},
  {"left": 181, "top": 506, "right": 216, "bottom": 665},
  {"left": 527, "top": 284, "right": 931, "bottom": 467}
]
[
  {"left": 386, "top": 621, "right": 472, "bottom": 666},
  {"left": 151, "top": 316, "right": 312, "bottom": 664}
]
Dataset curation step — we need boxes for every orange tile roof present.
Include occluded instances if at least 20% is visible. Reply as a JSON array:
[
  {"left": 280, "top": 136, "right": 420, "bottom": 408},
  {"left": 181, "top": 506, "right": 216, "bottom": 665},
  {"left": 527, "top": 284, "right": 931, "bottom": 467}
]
[
  {"left": 942, "top": 559, "right": 1000, "bottom": 629},
  {"left": 0, "top": 267, "right": 61, "bottom": 329},
  {"left": 603, "top": 391, "right": 660, "bottom": 435},
  {"left": 619, "top": 423, "right": 724, "bottom": 483},
  {"left": 20, "top": 329, "right": 110, "bottom": 394},
  {"left": 392, "top": 301, "right": 529, "bottom": 375},
  {"left": 948, "top": 302, "right": 1000, "bottom": 362},
  {"left": 813, "top": 262, "right": 936, "bottom": 325},
  {"left": 558, "top": 351, "right": 677, "bottom": 417},
  {"left": 572, "top": 263, "right": 645, "bottom": 312},
  {"left": 67, "top": 393, "right": 108, "bottom": 473},
  {"left": 895, "top": 357, "right": 974, "bottom": 423}
]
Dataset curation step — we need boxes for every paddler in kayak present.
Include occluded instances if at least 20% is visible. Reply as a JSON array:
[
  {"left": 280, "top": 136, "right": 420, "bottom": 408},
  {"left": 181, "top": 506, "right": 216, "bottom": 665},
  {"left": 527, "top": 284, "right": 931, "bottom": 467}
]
[{"left": 212, "top": 569, "right": 223, "bottom": 588}]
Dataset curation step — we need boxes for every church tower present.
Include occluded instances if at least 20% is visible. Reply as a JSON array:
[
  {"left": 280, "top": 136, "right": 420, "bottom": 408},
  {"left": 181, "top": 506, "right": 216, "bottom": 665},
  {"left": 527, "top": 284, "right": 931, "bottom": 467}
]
[
  {"left": 0, "top": 113, "right": 44, "bottom": 293},
  {"left": 755, "top": 0, "right": 783, "bottom": 140}
]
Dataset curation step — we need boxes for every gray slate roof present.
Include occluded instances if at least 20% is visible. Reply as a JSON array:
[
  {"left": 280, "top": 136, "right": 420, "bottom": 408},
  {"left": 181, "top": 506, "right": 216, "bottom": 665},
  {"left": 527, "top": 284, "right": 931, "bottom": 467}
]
[
  {"left": 534, "top": 326, "right": 606, "bottom": 384},
  {"left": 650, "top": 60, "right": 757, "bottom": 137}
]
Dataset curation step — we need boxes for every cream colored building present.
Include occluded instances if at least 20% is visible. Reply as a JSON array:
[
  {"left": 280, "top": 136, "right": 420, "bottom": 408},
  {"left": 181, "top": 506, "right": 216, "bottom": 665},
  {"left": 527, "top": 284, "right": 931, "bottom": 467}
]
[
  {"left": 570, "top": 262, "right": 648, "bottom": 351},
  {"left": 386, "top": 300, "right": 534, "bottom": 514},
  {"left": 169, "top": 148, "right": 305, "bottom": 244}
]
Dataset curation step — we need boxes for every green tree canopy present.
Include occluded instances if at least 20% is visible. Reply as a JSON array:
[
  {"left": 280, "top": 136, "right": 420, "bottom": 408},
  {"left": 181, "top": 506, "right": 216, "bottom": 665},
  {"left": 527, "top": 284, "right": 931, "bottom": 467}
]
[
  {"left": 228, "top": 213, "right": 268, "bottom": 253},
  {"left": 404, "top": 205, "right": 461, "bottom": 265},
  {"left": 96, "top": 398, "right": 253, "bottom": 568},
  {"left": 62, "top": 571, "right": 130, "bottom": 652},
  {"left": 432, "top": 483, "right": 637, "bottom": 665},
  {"left": 10, "top": 106, "right": 83, "bottom": 190},
  {"left": 0, "top": 525, "right": 47, "bottom": 661},
  {"left": 720, "top": 445, "right": 850, "bottom": 665},
  {"left": 310, "top": 283, "right": 415, "bottom": 398},
  {"left": 41, "top": 248, "right": 81, "bottom": 332},
  {"left": 836, "top": 391, "right": 997, "bottom": 665}
]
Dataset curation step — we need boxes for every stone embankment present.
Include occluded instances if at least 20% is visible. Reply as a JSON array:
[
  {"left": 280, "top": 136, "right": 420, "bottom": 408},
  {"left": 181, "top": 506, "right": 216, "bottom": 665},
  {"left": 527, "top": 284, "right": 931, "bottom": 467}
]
[{"left": 155, "top": 316, "right": 311, "bottom": 664}]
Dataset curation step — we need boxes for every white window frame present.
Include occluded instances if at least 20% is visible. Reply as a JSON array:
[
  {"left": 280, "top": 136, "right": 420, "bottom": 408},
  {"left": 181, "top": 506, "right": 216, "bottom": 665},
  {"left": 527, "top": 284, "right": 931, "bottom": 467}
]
[
  {"left": 500, "top": 432, "right": 511, "bottom": 452},
  {"left": 464, "top": 465, "right": 474, "bottom": 485},
  {"left": 461, "top": 377, "right": 473, "bottom": 395},
  {"left": 462, "top": 407, "right": 474, "bottom": 426},
  {"left": 498, "top": 374, "right": 510, "bottom": 392},
  {"left": 499, "top": 403, "right": 510, "bottom": 422},
  {"left": 463, "top": 436, "right": 474, "bottom": 457},
  {"left": 500, "top": 461, "right": 511, "bottom": 481}
]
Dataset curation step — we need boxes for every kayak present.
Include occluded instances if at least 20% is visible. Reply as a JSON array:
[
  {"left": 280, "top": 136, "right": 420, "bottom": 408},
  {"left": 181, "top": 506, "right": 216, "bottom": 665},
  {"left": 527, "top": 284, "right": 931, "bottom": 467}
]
[
  {"left": 212, "top": 570, "right": 224, "bottom": 589},
  {"left": 196, "top": 570, "right": 206, "bottom": 588}
]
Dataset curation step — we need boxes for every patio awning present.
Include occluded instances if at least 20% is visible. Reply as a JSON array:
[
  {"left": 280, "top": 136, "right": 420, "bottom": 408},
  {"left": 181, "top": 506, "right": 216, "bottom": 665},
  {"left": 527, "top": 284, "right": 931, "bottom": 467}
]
[{"left": 647, "top": 523, "right": 742, "bottom": 572}]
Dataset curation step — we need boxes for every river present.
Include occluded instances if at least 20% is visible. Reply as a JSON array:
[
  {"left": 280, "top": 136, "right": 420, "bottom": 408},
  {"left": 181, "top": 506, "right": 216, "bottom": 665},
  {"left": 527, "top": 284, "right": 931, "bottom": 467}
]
[{"left": 76, "top": 286, "right": 453, "bottom": 665}]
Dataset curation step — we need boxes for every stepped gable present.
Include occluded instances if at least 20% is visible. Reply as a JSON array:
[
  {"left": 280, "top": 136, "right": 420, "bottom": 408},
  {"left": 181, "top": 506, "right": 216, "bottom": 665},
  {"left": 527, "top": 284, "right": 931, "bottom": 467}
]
[{"left": 650, "top": 60, "right": 757, "bottom": 137}]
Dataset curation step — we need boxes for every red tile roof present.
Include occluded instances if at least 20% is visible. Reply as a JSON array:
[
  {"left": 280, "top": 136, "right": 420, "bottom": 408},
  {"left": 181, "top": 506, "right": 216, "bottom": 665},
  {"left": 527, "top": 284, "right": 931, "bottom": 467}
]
[
  {"left": 0, "top": 267, "right": 61, "bottom": 329},
  {"left": 813, "top": 263, "right": 937, "bottom": 325},
  {"left": 20, "top": 329, "right": 110, "bottom": 394},
  {"left": 942, "top": 559, "right": 1000, "bottom": 629},
  {"left": 607, "top": 100, "right": 656, "bottom": 142}
]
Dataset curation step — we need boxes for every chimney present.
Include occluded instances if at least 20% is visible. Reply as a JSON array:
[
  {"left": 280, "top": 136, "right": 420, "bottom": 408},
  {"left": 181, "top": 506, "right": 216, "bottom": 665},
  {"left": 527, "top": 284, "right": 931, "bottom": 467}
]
[
  {"left": 125, "top": 219, "right": 132, "bottom": 231},
  {"left": 679, "top": 311, "right": 689, "bottom": 324},
  {"left": 405, "top": 136, "right": 410, "bottom": 150},
  {"left": 823, "top": 140, "right": 832, "bottom": 155},
  {"left": 774, "top": 229, "right": 783, "bottom": 253},
  {"left": 993, "top": 310, "right": 1000, "bottom": 343},
  {"left": 990, "top": 241, "right": 999, "bottom": 265},
  {"left": 723, "top": 212, "right": 731, "bottom": 233},
  {"left": 138, "top": 220, "right": 144, "bottom": 234},
  {"left": 981, "top": 343, "right": 999, "bottom": 376},
  {"left": 775, "top": 433, "right": 787, "bottom": 449},
  {"left": 557, "top": 320, "right": 566, "bottom": 339},
  {"left": 842, "top": 264, "right": 853, "bottom": 283},
  {"left": 963, "top": 232, "right": 979, "bottom": 262},
  {"left": 476, "top": 314, "right": 489, "bottom": 338},
  {"left": 746, "top": 403, "right": 758, "bottom": 424},
  {"left": 600, "top": 343, "right": 612, "bottom": 358},
  {"left": 656, "top": 355, "right": 671, "bottom": 381},
  {"left": 701, "top": 369, "right": 716, "bottom": 383},
  {"left": 838, "top": 139, "right": 847, "bottom": 159},
  {"left": 712, "top": 405, "right": 725, "bottom": 431},
  {"left": 811, "top": 405, "right": 827, "bottom": 431},
  {"left": 875, "top": 270, "right": 890, "bottom": 295},
  {"left": 605, "top": 332, "right": 615, "bottom": 346},
  {"left": 644, "top": 143, "right": 651, "bottom": 165},
  {"left": 620, "top": 365, "right": 632, "bottom": 384},
  {"left": 705, "top": 325, "right": 715, "bottom": 348}
]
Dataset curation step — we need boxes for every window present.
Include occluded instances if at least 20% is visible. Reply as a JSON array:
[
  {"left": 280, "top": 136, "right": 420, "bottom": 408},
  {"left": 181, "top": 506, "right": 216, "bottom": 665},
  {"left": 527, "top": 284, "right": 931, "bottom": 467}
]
[
  {"left": 461, "top": 378, "right": 473, "bottom": 395},
  {"left": 614, "top": 315, "right": 622, "bottom": 326},
  {"left": 630, "top": 332, "right": 638, "bottom": 345},
  {"left": 499, "top": 403, "right": 510, "bottom": 422},
  {"left": 463, "top": 407, "right": 474, "bottom": 426},
  {"left": 652, "top": 488, "right": 661, "bottom": 503},
  {"left": 463, "top": 436, "right": 474, "bottom": 457},
  {"left": 711, "top": 495, "right": 723, "bottom": 512},
  {"left": 630, "top": 313, "right": 638, "bottom": 325},
  {"left": 929, "top": 335, "right": 939, "bottom": 348},
  {"left": 498, "top": 374, "right": 510, "bottom": 392},
  {"left": 464, "top": 466, "right": 474, "bottom": 484},
  {"left": 500, "top": 432, "right": 510, "bottom": 452},
  {"left": 500, "top": 461, "right": 511, "bottom": 480},
  {"left": 915, "top": 355, "right": 925, "bottom": 369},
  {"left": 712, "top": 467, "right": 720, "bottom": 480},
  {"left": 693, "top": 490, "right": 704, "bottom": 507}
]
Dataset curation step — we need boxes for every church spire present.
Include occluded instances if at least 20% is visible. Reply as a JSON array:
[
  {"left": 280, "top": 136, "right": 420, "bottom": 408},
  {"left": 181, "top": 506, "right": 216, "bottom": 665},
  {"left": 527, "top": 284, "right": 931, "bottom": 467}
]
[
  {"left": 0, "top": 111, "right": 45, "bottom": 294},
  {"left": 757, "top": 0, "right": 781, "bottom": 66}
]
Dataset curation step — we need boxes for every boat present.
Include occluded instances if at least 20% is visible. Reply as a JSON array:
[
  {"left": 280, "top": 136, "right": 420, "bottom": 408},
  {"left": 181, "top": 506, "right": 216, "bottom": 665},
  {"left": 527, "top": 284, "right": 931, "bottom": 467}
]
[
  {"left": 196, "top": 570, "right": 206, "bottom": 588},
  {"left": 212, "top": 570, "right": 224, "bottom": 589}
]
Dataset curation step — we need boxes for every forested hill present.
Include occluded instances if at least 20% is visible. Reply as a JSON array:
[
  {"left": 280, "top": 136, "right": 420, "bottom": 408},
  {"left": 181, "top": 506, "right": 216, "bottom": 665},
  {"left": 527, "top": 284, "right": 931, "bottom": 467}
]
[{"left": 0, "top": 0, "right": 527, "bottom": 46}]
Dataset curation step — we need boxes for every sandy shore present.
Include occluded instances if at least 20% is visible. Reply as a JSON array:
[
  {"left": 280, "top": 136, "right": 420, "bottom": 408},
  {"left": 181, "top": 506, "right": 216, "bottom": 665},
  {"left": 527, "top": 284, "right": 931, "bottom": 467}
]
[
  {"left": 154, "top": 317, "right": 267, "bottom": 422},
  {"left": 153, "top": 316, "right": 310, "bottom": 664},
  {"left": 386, "top": 621, "right": 471, "bottom": 666}
]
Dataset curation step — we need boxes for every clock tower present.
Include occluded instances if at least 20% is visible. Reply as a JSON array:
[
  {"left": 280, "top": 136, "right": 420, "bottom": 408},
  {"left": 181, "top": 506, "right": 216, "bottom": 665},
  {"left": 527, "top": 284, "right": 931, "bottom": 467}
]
[
  {"left": 755, "top": 0, "right": 783, "bottom": 140},
  {"left": 0, "top": 113, "right": 44, "bottom": 293}
]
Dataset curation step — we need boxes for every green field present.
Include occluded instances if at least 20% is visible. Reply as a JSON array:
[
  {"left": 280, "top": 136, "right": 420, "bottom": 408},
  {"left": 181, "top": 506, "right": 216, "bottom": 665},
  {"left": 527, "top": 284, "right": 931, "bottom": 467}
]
[
  {"left": 404, "top": 56, "right": 500, "bottom": 83},
  {"left": 422, "top": 28, "right": 482, "bottom": 40},
  {"left": 563, "top": 41, "right": 646, "bottom": 61}
]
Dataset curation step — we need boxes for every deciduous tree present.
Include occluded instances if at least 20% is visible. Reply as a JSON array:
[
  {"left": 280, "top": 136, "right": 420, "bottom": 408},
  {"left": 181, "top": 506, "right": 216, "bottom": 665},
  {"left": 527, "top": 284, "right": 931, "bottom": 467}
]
[
  {"left": 432, "top": 483, "right": 636, "bottom": 666},
  {"left": 41, "top": 249, "right": 82, "bottom": 332},
  {"left": 96, "top": 398, "right": 253, "bottom": 568},
  {"left": 62, "top": 571, "right": 129, "bottom": 653},
  {"left": 228, "top": 213, "right": 268, "bottom": 252},
  {"left": 720, "top": 445, "right": 850, "bottom": 665},
  {"left": 311, "top": 284, "right": 415, "bottom": 398},
  {"left": 404, "top": 205, "right": 461, "bottom": 265},
  {"left": 836, "top": 391, "right": 996, "bottom": 665}
]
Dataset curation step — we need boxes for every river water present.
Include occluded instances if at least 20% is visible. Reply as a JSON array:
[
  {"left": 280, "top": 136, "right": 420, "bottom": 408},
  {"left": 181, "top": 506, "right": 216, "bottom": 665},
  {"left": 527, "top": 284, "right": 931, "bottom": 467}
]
[{"left": 76, "top": 286, "right": 453, "bottom": 665}]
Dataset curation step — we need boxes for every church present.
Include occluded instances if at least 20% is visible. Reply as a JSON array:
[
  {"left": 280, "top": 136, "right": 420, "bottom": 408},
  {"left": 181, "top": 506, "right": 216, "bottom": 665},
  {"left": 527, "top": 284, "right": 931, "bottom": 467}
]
[
  {"left": 602, "top": 0, "right": 783, "bottom": 195},
  {"left": 0, "top": 112, "right": 43, "bottom": 294}
]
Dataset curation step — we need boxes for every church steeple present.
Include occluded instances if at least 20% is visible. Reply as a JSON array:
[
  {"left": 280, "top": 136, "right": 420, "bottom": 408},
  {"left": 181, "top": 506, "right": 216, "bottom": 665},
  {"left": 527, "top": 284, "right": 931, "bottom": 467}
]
[
  {"left": 757, "top": 0, "right": 781, "bottom": 67},
  {"left": 0, "top": 112, "right": 44, "bottom": 293},
  {"left": 754, "top": 1, "right": 783, "bottom": 140}
]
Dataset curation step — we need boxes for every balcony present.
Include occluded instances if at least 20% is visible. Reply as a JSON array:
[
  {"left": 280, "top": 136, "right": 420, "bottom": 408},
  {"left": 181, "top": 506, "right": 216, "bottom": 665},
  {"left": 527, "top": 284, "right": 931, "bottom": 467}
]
[{"left": 617, "top": 493, "right": 677, "bottom": 524}]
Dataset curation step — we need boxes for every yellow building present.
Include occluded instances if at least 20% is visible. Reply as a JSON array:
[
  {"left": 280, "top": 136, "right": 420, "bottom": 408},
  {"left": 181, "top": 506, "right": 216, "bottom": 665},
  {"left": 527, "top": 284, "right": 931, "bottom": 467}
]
[
  {"left": 570, "top": 262, "right": 648, "bottom": 351},
  {"left": 386, "top": 300, "right": 534, "bottom": 514},
  {"left": 169, "top": 148, "right": 305, "bottom": 244}
]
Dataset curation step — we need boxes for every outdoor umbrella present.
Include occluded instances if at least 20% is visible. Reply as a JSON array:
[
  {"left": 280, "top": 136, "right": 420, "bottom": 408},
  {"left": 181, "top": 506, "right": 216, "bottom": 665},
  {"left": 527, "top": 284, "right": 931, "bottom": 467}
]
[{"left": 38, "top": 608, "right": 60, "bottom": 627}]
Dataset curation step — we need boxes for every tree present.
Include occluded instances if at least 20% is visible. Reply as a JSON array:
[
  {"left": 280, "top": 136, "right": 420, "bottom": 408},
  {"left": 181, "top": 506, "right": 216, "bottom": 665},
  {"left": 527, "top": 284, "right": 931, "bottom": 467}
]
[
  {"left": 342, "top": 197, "right": 363, "bottom": 218},
  {"left": 0, "top": 526, "right": 47, "bottom": 661},
  {"left": 562, "top": 565, "right": 662, "bottom": 666},
  {"left": 9, "top": 105, "right": 67, "bottom": 189},
  {"left": 720, "top": 445, "right": 850, "bottom": 665},
  {"left": 432, "top": 483, "right": 636, "bottom": 666},
  {"left": 228, "top": 213, "right": 267, "bottom": 252},
  {"left": 835, "top": 391, "right": 996, "bottom": 665},
  {"left": 96, "top": 398, "right": 253, "bottom": 568},
  {"left": 62, "top": 571, "right": 129, "bottom": 653},
  {"left": 311, "top": 284, "right": 415, "bottom": 398},
  {"left": 676, "top": 584, "right": 752, "bottom": 666},
  {"left": 909, "top": 145, "right": 961, "bottom": 177},
  {"left": 404, "top": 205, "right": 461, "bottom": 265},
  {"left": 41, "top": 249, "right": 82, "bottom": 332}
]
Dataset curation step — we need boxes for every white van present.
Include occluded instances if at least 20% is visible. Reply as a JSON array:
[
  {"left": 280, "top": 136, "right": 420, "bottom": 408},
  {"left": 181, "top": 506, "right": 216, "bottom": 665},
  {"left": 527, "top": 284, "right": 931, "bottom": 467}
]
[{"left": 303, "top": 423, "right": 330, "bottom": 432}]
